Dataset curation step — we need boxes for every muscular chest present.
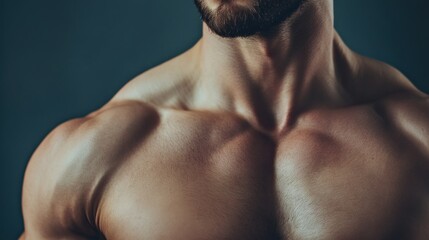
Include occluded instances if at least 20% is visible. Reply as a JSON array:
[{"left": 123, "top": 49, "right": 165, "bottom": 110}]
[{"left": 100, "top": 110, "right": 415, "bottom": 240}]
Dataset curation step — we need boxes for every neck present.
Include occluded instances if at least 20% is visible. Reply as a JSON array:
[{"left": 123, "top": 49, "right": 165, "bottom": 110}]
[{"left": 191, "top": 1, "right": 350, "bottom": 133}]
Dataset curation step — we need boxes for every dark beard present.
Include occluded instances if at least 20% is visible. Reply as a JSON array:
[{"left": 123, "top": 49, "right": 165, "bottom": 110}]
[{"left": 194, "top": 0, "right": 306, "bottom": 38}]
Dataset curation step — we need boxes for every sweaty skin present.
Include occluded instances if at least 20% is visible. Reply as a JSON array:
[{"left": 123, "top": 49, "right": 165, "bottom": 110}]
[{"left": 21, "top": 1, "right": 429, "bottom": 240}]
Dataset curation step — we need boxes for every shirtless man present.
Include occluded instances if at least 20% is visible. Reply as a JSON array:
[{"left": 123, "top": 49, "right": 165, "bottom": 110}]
[{"left": 20, "top": 0, "right": 429, "bottom": 239}]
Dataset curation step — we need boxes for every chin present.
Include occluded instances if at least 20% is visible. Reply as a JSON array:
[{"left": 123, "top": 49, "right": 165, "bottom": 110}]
[
  {"left": 204, "top": 0, "right": 255, "bottom": 11},
  {"left": 195, "top": 0, "right": 305, "bottom": 38}
]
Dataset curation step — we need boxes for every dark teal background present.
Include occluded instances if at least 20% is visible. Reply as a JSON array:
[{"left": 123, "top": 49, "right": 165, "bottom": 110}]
[{"left": 0, "top": 0, "right": 428, "bottom": 238}]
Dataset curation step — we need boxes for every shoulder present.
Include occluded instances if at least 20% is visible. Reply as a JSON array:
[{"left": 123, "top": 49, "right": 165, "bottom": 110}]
[
  {"left": 32, "top": 100, "right": 160, "bottom": 169},
  {"left": 111, "top": 51, "right": 196, "bottom": 107},
  {"left": 22, "top": 100, "right": 160, "bottom": 238},
  {"left": 351, "top": 54, "right": 429, "bottom": 151},
  {"left": 25, "top": 99, "right": 161, "bottom": 191},
  {"left": 350, "top": 54, "right": 419, "bottom": 102},
  {"left": 378, "top": 91, "right": 429, "bottom": 155}
]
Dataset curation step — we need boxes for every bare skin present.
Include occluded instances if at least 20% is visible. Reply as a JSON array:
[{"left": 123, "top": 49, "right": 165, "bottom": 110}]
[{"left": 21, "top": 1, "right": 429, "bottom": 239}]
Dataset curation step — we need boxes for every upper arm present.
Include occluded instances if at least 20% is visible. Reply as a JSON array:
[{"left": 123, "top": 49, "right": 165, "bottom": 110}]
[
  {"left": 21, "top": 119, "right": 98, "bottom": 239},
  {"left": 21, "top": 100, "right": 160, "bottom": 240}
]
